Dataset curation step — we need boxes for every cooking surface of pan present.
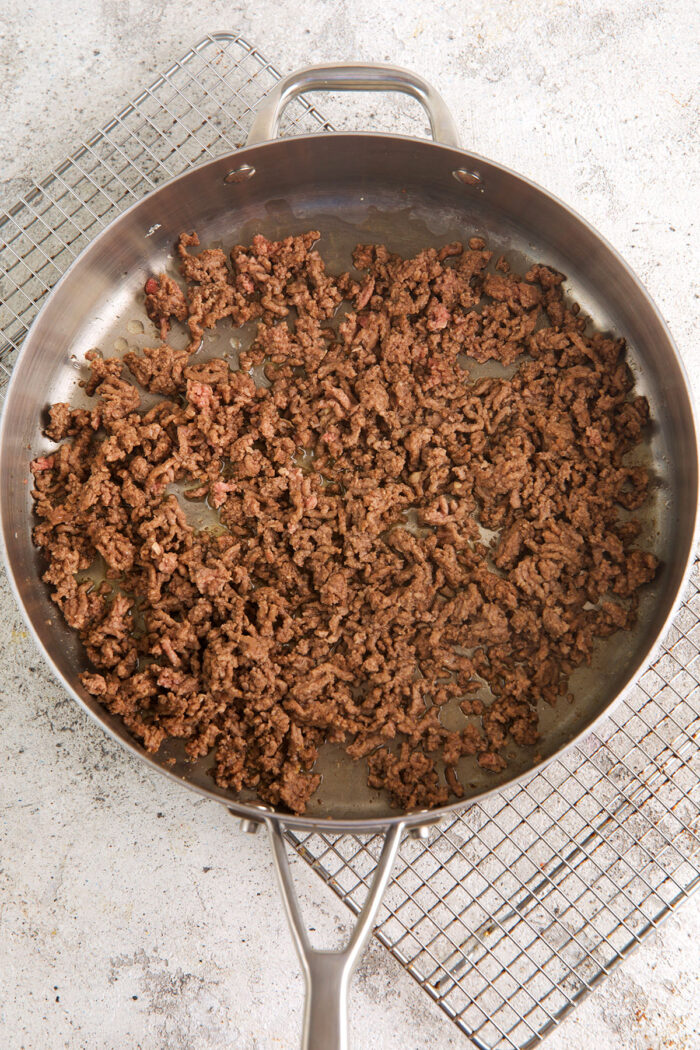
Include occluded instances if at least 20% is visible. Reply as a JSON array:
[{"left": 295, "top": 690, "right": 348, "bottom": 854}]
[{"left": 2, "top": 130, "right": 696, "bottom": 829}]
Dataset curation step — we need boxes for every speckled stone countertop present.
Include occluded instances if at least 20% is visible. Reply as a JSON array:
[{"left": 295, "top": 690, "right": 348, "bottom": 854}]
[{"left": 1, "top": 2, "right": 698, "bottom": 1048}]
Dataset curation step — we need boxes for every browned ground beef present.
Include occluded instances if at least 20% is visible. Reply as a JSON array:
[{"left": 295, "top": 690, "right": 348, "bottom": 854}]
[{"left": 30, "top": 231, "right": 659, "bottom": 814}]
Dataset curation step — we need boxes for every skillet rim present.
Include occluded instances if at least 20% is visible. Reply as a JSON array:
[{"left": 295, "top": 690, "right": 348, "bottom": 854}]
[{"left": 1, "top": 130, "right": 697, "bottom": 832}]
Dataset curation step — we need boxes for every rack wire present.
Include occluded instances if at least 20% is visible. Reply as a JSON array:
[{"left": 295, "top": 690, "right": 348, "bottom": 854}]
[{"left": 0, "top": 33, "right": 698, "bottom": 1050}]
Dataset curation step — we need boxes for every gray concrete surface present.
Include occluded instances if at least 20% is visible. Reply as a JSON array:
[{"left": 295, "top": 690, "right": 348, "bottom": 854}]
[{"left": 1, "top": 1, "right": 699, "bottom": 1048}]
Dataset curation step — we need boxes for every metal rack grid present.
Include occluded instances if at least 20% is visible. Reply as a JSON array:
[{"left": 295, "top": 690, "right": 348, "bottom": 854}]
[
  {"left": 0, "top": 32, "right": 697, "bottom": 1050},
  {"left": 0, "top": 33, "right": 333, "bottom": 392}
]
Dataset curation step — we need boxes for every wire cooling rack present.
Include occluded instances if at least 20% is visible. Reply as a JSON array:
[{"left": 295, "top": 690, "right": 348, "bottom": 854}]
[{"left": 0, "top": 32, "right": 698, "bottom": 1050}]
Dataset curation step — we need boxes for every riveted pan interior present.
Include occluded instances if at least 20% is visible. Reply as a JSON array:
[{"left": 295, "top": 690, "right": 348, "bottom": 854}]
[{"left": 2, "top": 132, "right": 696, "bottom": 830}]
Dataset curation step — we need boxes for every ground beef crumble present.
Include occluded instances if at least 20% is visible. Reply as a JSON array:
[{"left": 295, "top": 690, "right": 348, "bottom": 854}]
[{"left": 30, "top": 230, "right": 659, "bottom": 814}]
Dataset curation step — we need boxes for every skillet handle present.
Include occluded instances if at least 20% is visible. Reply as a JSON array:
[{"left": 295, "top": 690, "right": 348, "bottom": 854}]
[
  {"left": 265, "top": 819, "right": 405, "bottom": 1050},
  {"left": 246, "top": 62, "right": 460, "bottom": 149}
]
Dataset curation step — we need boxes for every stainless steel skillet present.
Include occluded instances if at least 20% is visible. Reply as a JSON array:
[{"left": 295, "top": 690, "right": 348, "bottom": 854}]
[{"left": 1, "top": 63, "right": 697, "bottom": 1049}]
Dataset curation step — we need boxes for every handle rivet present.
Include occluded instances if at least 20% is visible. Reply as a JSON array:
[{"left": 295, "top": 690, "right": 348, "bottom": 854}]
[
  {"left": 225, "top": 164, "right": 256, "bottom": 183},
  {"left": 409, "top": 824, "right": 433, "bottom": 840},
  {"left": 453, "top": 168, "right": 482, "bottom": 186}
]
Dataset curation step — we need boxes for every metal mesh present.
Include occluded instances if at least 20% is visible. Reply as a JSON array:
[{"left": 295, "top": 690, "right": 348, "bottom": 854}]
[
  {"left": 0, "top": 32, "right": 332, "bottom": 399},
  {"left": 0, "top": 32, "right": 698, "bottom": 1050}
]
